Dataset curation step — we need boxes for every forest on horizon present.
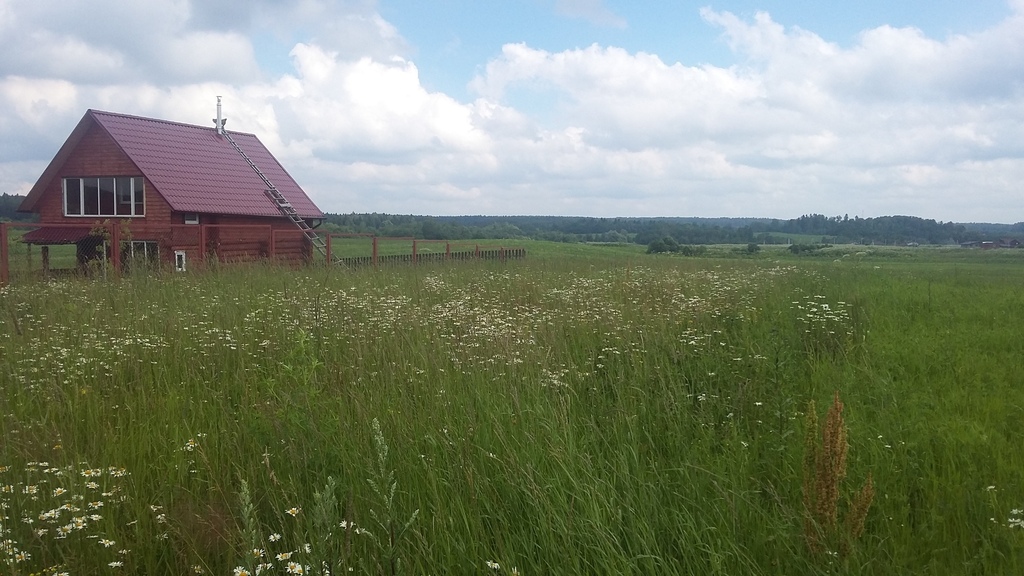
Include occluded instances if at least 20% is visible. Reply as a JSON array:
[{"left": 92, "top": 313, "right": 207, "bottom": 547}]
[{"left": 323, "top": 212, "right": 1024, "bottom": 247}]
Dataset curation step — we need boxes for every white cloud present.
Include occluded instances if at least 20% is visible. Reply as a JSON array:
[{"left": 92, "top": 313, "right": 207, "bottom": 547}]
[
  {"left": 276, "top": 44, "right": 489, "bottom": 157},
  {"left": 703, "top": 5, "right": 1024, "bottom": 102},
  {"left": 0, "top": 77, "right": 80, "bottom": 129},
  {"left": 0, "top": 0, "right": 261, "bottom": 84}
]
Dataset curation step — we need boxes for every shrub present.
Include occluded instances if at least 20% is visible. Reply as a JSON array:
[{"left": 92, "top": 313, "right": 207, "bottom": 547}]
[
  {"left": 789, "top": 243, "right": 829, "bottom": 254},
  {"left": 647, "top": 236, "right": 680, "bottom": 254}
]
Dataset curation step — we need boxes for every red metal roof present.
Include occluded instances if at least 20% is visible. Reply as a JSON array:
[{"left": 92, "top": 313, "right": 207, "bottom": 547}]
[
  {"left": 22, "top": 226, "right": 95, "bottom": 245},
  {"left": 21, "top": 110, "right": 323, "bottom": 219}
]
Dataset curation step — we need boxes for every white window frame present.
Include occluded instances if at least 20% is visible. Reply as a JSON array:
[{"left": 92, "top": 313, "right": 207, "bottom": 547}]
[
  {"left": 184, "top": 213, "right": 200, "bottom": 225},
  {"left": 174, "top": 250, "right": 187, "bottom": 272},
  {"left": 125, "top": 241, "right": 159, "bottom": 261},
  {"left": 63, "top": 177, "right": 145, "bottom": 217}
]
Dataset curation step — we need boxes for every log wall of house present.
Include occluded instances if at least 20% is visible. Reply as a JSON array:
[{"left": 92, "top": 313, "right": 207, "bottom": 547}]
[{"left": 168, "top": 215, "right": 312, "bottom": 265}]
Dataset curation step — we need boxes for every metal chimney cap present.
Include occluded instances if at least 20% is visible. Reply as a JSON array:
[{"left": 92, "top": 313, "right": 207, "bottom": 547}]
[{"left": 214, "top": 96, "right": 225, "bottom": 134}]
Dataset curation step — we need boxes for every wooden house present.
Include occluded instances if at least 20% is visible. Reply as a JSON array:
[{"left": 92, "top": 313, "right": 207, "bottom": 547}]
[{"left": 17, "top": 109, "right": 324, "bottom": 271}]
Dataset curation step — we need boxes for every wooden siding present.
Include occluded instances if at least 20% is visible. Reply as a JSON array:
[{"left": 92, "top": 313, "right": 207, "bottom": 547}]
[{"left": 171, "top": 215, "right": 312, "bottom": 263}]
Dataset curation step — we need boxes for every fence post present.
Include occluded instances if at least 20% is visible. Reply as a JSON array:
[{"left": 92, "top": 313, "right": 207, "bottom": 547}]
[
  {"left": 110, "top": 222, "right": 121, "bottom": 277},
  {"left": 199, "top": 225, "right": 207, "bottom": 263},
  {"left": 372, "top": 236, "right": 378, "bottom": 268},
  {"left": 326, "top": 234, "right": 332, "bottom": 265},
  {"left": 0, "top": 223, "right": 8, "bottom": 286},
  {"left": 446, "top": 241, "right": 451, "bottom": 260},
  {"left": 500, "top": 246, "right": 505, "bottom": 262},
  {"left": 412, "top": 239, "right": 418, "bottom": 265},
  {"left": 475, "top": 244, "right": 480, "bottom": 259}
]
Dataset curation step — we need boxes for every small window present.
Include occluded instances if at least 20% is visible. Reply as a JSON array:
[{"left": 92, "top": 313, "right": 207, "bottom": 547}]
[
  {"left": 64, "top": 178, "right": 81, "bottom": 215},
  {"left": 83, "top": 179, "right": 99, "bottom": 214},
  {"left": 184, "top": 214, "right": 200, "bottom": 225},
  {"left": 115, "top": 177, "right": 133, "bottom": 216},
  {"left": 132, "top": 177, "right": 145, "bottom": 215},
  {"left": 174, "top": 250, "right": 187, "bottom": 272},
  {"left": 99, "top": 177, "right": 115, "bottom": 215},
  {"left": 121, "top": 241, "right": 159, "bottom": 272}
]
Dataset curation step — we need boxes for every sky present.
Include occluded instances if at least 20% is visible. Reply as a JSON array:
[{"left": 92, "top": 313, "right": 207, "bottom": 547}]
[{"left": 1, "top": 0, "right": 1022, "bottom": 222}]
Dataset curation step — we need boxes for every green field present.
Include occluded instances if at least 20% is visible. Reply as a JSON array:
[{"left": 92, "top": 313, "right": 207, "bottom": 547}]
[{"left": 1, "top": 244, "right": 1022, "bottom": 575}]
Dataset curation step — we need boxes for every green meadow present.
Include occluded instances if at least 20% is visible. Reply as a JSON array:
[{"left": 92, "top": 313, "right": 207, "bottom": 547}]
[{"left": 1, "top": 243, "right": 1022, "bottom": 575}]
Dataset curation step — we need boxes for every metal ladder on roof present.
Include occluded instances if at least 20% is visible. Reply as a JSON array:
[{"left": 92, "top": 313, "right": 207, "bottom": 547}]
[{"left": 219, "top": 128, "right": 336, "bottom": 263}]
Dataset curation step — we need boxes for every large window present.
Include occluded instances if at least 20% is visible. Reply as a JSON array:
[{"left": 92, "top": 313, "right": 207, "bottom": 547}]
[{"left": 64, "top": 177, "right": 145, "bottom": 217}]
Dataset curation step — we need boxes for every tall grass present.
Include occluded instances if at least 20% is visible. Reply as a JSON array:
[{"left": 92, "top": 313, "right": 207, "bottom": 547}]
[{"left": 1, "top": 247, "right": 1022, "bottom": 574}]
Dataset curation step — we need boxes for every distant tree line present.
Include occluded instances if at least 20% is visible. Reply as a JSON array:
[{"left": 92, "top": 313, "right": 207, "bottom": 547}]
[
  {"left": 755, "top": 214, "right": 973, "bottom": 245},
  {"left": 323, "top": 213, "right": 1021, "bottom": 247},
  {"left": 0, "top": 194, "right": 34, "bottom": 222},
  {"left": 322, "top": 213, "right": 526, "bottom": 241}
]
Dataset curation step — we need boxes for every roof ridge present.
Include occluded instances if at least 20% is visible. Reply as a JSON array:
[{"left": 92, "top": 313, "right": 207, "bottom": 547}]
[{"left": 88, "top": 108, "right": 258, "bottom": 137}]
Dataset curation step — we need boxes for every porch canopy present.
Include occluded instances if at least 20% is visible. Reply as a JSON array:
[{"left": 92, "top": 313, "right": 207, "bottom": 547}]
[{"left": 21, "top": 226, "right": 96, "bottom": 245}]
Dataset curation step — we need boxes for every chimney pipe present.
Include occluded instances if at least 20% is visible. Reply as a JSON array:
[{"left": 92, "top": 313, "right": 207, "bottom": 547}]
[{"left": 215, "top": 96, "right": 224, "bottom": 135}]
